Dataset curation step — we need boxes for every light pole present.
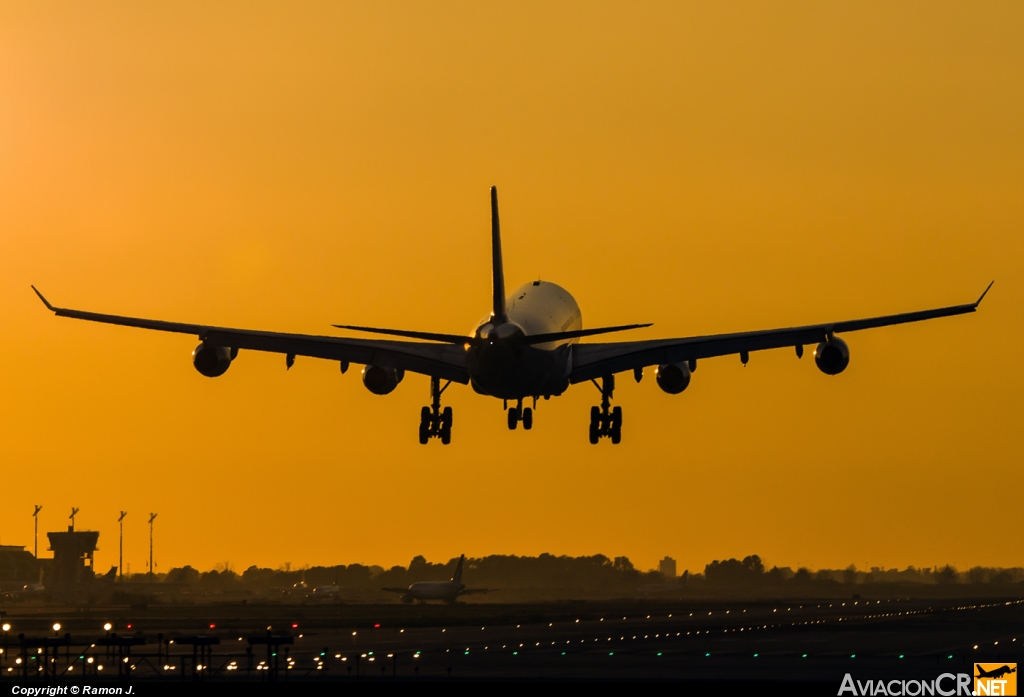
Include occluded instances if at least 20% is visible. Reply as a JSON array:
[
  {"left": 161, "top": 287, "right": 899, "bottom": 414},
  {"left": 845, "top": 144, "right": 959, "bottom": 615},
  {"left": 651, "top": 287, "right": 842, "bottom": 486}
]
[
  {"left": 32, "top": 506, "right": 42, "bottom": 558},
  {"left": 69, "top": 507, "right": 80, "bottom": 531},
  {"left": 117, "top": 512, "right": 127, "bottom": 579},
  {"left": 147, "top": 513, "right": 157, "bottom": 580}
]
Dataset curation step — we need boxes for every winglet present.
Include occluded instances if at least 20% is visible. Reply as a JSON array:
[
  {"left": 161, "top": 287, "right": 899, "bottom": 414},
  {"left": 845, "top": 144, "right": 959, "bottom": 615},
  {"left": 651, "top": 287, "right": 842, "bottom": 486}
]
[
  {"left": 975, "top": 280, "right": 994, "bottom": 307},
  {"left": 31, "top": 286, "right": 56, "bottom": 311}
]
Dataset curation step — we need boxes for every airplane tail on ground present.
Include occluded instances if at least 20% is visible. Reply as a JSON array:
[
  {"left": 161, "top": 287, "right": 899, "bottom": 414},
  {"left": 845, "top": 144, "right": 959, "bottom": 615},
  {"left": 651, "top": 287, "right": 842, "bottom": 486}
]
[{"left": 452, "top": 554, "right": 465, "bottom": 584}]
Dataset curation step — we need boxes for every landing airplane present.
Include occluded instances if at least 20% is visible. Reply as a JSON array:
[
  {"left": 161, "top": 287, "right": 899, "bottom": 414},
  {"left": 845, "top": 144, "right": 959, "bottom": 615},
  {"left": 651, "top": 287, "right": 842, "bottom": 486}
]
[
  {"left": 32, "top": 186, "right": 992, "bottom": 444},
  {"left": 976, "top": 665, "right": 1017, "bottom": 680},
  {"left": 381, "top": 555, "right": 490, "bottom": 604}
]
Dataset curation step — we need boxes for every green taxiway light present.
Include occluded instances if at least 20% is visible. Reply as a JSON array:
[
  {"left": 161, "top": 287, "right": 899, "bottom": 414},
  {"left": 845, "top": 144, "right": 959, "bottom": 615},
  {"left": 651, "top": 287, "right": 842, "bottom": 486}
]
[
  {"left": 802, "top": 654, "right": 808, "bottom": 658},
  {"left": 513, "top": 652, "right": 518, "bottom": 656},
  {"left": 899, "top": 654, "right": 905, "bottom": 659},
  {"left": 705, "top": 653, "right": 710, "bottom": 657},
  {"left": 561, "top": 652, "right": 566, "bottom": 656},
  {"left": 754, "top": 654, "right": 759, "bottom": 657},
  {"left": 657, "top": 653, "right": 663, "bottom": 656},
  {"left": 851, "top": 654, "right": 856, "bottom": 658},
  {"left": 948, "top": 655, "right": 953, "bottom": 659},
  {"left": 608, "top": 652, "right": 614, "bottom": 656}
]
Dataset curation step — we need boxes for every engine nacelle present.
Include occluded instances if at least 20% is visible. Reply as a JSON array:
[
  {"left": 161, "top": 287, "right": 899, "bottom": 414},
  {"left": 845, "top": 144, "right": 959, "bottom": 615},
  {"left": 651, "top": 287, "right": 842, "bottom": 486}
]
[
  {"left": 192, "top": 342, "right": 233, "bottom": 378},
  {"left": 814, "top": 336, "right": 850, "bottom": 375},
  {"left": 655, "top": 362, "right": 692, "bottom": 394},
  {"left": 362, "top": 365, "right": 405, "bottom": 395}
]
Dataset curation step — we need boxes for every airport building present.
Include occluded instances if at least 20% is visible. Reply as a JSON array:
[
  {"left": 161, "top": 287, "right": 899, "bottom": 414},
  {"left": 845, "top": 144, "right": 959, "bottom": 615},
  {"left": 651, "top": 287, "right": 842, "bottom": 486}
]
[
  {"left": 659, "top": 556, "right": 677, "bottom": 578},
  {"left": 0, "top": 544, "right": 41, "bottom": 584},
  {"left": 47, "top": 526, "right": 101, "bottom": 590}
]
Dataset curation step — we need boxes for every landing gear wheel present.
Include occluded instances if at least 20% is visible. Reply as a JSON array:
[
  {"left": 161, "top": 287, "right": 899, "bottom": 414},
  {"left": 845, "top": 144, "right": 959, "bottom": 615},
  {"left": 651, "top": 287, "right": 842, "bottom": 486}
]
[
  {"left": 508, "top": 407, "right": 519, "bottom": 430},
  {"left": 610, "top": 406, "right": 622, "bottom": 444},
  {"left": 588, "top": 376, "right": 623, "bottom": 443},
  {"left": 418, "top": 406, "right": 431, "bottom": 444},
  {"left": 420, "top": 377, "right": 453, "bottom": 444},
  {"left": 522, "top": 407, "right": 533, "bottom": 430}
]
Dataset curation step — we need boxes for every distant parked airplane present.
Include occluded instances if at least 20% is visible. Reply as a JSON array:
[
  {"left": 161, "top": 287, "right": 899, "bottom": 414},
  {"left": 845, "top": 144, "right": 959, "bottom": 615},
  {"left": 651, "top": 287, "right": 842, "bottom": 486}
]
[
  {"left": 33, "top": 187, "right": 992, "bottom": 444},
  {"left": 381, "top": 555, "right": 490, "bottom": 604},
  {"left": 309, "top": 584, "right": 341, "bottom": 599}
]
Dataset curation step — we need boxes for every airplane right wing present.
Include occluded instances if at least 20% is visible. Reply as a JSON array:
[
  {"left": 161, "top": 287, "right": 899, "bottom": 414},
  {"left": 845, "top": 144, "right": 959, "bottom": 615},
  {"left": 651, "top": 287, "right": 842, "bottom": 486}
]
[{"left": 32, "top": 288, "right": 469, "bottom": 383}]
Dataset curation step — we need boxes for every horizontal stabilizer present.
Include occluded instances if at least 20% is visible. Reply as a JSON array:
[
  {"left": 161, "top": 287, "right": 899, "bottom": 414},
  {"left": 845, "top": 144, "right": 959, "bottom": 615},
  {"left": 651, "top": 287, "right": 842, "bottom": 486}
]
[
  {"left": 334, "top": 322, "right": 651, "bottom": 346},
  {"left": 521, "top": 323, "right": 652, "bottom": 345},
  {"left": 333, "top": 324, "right": 471, "bottom": 344}
]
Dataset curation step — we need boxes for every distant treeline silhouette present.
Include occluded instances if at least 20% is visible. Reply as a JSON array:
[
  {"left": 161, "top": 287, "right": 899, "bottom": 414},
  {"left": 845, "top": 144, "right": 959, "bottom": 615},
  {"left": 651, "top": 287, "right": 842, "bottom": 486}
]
[{"left": 147, "top": 554, "right": 1024, "bottom": 591}]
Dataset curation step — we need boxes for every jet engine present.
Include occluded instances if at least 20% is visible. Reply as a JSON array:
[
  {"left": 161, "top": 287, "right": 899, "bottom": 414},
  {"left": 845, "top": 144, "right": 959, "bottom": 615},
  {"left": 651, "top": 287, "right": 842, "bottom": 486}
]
[
  {"left": 192, "top": 342, "right": 234, "bottom": 378},
  {"left": 362, "top": 365, "right": 405, "bottom": 395},
  {"left": 814, "top": 336, "right": 850, "bottom": 375},
  {"left": 655, "top": 362, "right": 692, "bottom": 394}
]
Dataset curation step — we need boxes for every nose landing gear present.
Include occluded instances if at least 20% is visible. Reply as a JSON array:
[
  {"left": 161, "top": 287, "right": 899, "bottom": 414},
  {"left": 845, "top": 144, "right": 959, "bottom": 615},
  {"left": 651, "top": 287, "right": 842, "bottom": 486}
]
[
  {"left": 589, "top": 375, "right": 622, "bottom": 444},
  {"left": 419, "top": 376, "right": 453, "bottom": 444},
  {"left": 506, "top": 398, "right": 535, "bottom": 431}
]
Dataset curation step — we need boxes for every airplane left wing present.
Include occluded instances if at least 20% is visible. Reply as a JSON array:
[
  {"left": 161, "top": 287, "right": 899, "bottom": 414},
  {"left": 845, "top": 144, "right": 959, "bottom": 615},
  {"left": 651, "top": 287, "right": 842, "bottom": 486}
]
[
  {"left": 569, "top": 284, "right": 992, "bottom": 383},
  {"left": 32, "top": 288, "right": 469, "bottom": 383}
]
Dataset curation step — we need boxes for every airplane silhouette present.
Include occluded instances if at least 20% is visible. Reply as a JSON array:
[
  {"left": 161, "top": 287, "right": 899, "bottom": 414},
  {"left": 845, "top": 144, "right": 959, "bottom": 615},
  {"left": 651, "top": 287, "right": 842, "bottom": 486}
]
[
  {"left": 32, "top": 187, "right": 992, "bottom": 444},
  {"left": 976, "top": 665, "right": 1017, "bottom": 680},
  {"left": 381, "top": 555, "right": 491, "bottom": 604}
]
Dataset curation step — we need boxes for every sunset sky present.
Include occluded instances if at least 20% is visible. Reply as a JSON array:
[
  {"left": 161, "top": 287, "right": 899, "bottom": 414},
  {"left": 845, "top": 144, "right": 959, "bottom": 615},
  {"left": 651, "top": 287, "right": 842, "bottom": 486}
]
[{"left": 1, "top": 2, "right": 1021, "bottom": 576}]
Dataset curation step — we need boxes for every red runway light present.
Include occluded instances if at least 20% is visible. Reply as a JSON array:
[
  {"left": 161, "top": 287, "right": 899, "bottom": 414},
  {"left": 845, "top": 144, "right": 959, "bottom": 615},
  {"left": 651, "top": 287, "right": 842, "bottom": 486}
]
[
  {"left": 374, "top": 624, "right": 380, "bottom": 629},
  {"left": 209, "top": 624, "right": 216, "bottom": 629},
  {"left": 291, "top": 624, "right": 298, "bottom": 629}
]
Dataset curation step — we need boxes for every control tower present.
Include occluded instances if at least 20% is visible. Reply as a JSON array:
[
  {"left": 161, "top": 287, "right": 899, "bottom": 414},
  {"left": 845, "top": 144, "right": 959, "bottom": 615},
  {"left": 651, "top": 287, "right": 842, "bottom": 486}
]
[{"left": 47, "top": 526, "right": 99, "bottom": 589}]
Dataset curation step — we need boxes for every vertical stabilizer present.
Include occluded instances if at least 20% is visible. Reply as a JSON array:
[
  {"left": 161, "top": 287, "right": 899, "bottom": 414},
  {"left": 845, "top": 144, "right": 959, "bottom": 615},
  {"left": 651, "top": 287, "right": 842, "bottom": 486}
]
[
  {"left": 490, "top": 187, "right": 508, "bottom": 323},
  {"left": 452, "top": 554, "right": 465, "bottom": 584}
]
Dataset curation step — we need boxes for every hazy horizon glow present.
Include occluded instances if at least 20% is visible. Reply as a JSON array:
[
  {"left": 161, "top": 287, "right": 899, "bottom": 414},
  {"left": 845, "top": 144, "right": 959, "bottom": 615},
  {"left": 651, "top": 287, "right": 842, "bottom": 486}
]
[{"left": 1, "top": 2, "right": 1022, "bottom": 575}]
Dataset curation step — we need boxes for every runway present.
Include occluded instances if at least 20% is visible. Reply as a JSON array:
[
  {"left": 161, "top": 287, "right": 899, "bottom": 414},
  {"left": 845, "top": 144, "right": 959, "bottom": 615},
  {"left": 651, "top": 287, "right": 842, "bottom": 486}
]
[{"left": 1, "top": 596, "right": 1021, "bottom": 682}]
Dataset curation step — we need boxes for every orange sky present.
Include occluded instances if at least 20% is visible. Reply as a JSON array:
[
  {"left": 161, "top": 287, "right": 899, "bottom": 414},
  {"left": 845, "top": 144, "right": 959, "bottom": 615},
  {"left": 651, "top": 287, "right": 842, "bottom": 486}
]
[{"left": 1, "top": 2, "right": 1022, "bottom": 576}]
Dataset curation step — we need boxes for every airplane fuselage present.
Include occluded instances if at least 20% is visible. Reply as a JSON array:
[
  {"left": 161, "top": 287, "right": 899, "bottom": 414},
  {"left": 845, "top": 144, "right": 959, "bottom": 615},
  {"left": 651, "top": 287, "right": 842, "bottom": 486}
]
[
  {"left": 401, "top": 580, "right": 465, "bottom": 603},
  {"left": 466, "top": 280, "right": 582, "bottom": 400}
]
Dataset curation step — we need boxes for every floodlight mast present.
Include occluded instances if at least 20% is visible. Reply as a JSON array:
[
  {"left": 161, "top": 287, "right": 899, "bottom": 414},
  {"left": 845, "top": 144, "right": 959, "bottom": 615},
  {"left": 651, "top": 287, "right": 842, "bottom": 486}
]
[
  {"left": 148, "top": 513, "right": 157, "bottom": 580},
  {"left": 118, "top": 511, "right": 127, "bottom": 579},
  {"left": 32, "top": 505, "right": 42, "bottom": 558}
]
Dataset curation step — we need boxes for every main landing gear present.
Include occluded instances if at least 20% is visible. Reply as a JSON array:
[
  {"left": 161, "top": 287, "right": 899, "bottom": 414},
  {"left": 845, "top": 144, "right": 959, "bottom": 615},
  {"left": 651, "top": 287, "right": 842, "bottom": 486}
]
[
  {"left": 506, "top": 398, "right": 534, "bottom": 431},
  {"left": 419, "top": 376, "right": 453, "bottom": 445},
  {"left": 589, "top": 375, "right": 622, "bottom": 444}
]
